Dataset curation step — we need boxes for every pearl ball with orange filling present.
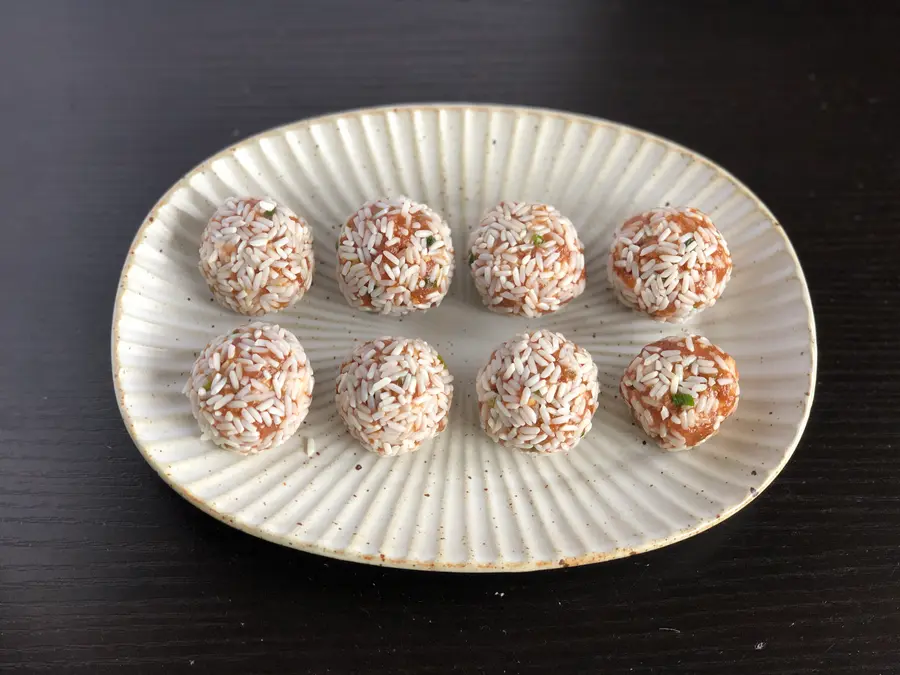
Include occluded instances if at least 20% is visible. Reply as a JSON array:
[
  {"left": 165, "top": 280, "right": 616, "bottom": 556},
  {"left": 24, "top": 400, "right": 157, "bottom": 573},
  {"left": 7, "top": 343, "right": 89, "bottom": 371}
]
[
  {"left": 620, "top": 335, "right": 739, "bottom": 450},
  {"left": 337, "top": 197, "right": 454, "bottom": 315},
  {"left": 184, "top": 322, "right": 314, "bottom": 454},
  {"left": 199, "top": 197, "right": 315, "bottom": 316},
  {"left": 608, "top": 207, "right": 732, "bottom": 322},
  {"left": 336, "top": 337, "right": 453, "bottom": 457},
  {"left": 469, "top": 201, "right": 586, "bottom": 317},
  {"left": 477, "top": 330, "right": 599, "bottom": 454}
]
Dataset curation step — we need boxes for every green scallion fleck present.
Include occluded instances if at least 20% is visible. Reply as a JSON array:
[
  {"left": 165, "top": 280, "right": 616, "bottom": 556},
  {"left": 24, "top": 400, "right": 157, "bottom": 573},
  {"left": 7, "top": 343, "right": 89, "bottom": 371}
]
[
  {"left": 671, "top": 392, "right": 695, "bottom": 407},
  {"left": 425, "top": 235, "right": 436, "bottom": 248},
  {"left": 469, "top": 252, "right": 476, "bottom": 265},
  {"left": 263, "top": 209, "right": 276, "bottom": 219},
  {"left": 685, "top": 237, "right": 695, "bottom": 246},
  {"left": 437, "top": 354, "right": 446, "bottom": 368},
  {"left": 531, "top": 234, "right": 544, "bottom": 246}
]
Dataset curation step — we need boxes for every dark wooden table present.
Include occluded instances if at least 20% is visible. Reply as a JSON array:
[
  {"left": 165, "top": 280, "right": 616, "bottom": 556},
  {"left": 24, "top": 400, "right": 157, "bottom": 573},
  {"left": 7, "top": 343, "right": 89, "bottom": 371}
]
[{"left": 2, "top": 2, "right": 898, "bottom": 673}]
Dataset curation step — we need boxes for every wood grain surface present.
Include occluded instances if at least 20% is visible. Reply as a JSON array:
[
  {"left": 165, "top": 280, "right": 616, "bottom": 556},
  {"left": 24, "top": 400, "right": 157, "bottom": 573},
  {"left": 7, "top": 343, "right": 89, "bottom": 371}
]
[{"left": 1, "top": 1, "right": 898, "bottom": 673}]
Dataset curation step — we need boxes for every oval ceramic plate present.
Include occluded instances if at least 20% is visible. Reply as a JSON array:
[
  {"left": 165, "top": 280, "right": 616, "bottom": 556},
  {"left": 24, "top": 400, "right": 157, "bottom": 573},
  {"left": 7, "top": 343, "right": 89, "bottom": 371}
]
[{"left": 112, "top": 104, "right": 816, "bottom": 571}]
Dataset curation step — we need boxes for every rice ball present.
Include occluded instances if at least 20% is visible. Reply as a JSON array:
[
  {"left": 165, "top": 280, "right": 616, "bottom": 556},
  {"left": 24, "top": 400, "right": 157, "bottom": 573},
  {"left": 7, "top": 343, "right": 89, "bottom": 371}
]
[
  {"left": 199, "top": 196, "right": 315, "bottom": 316},
  {"left": 336, "top": 337, "right": 453, "bottom": 456},
  {"left": 620, "top": 335, "right": 739, "bottom": 450},
  {"left": 476, "top": 330, "right": 599, "bottom": 454},
  {"left": 337, "top": 197, "right": 454, "bottom": 315},
  {"left": 608, "top": 206, "right": 732, "bottom": 322},
  {"left": 184, "top": 322, "right": 314, "bottom": 453},
  {"left": 469, "top": 202, "right": 586, "bottom": 317}
]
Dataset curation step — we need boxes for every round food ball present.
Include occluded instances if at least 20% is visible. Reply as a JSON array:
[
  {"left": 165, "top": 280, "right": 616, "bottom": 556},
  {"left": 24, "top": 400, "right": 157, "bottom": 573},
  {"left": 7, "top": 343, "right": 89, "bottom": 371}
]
[
  {"left": 620, "top": 335, "right": 739, "bottom": 450},
  {"left": 336, "top": 337, "right": 453, "bottom": 456},
  {"left": 183, "top": 322, "right": 314, "bottom": 453},
  {"left": 608, "top": 206, "right": 732, "bottom": 322},
  {"left": 337, "top": 197, "right": 454, "bottom": 315},
  {"left": 476, "top": 330, "right": 599, "bottom": 454},
  {"left": 469, "top": 201, "right": 586, "bottom": 317},
  {"left": 199, "top": 196, "right": 315, "bottom": 316}
]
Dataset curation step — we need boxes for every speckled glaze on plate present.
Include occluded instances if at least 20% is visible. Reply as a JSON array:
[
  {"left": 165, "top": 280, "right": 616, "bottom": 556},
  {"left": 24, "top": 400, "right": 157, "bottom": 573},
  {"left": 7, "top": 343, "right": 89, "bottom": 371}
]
[{"left": 111, "top": 104, "right": 817, "bottom": 572}]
